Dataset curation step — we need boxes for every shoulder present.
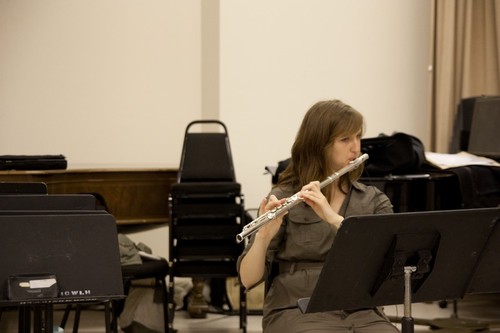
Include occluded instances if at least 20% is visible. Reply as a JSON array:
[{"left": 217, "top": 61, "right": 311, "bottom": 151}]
[
  {"left": 350, "top": 181, "right": 393, "bottom": 214},
  {"left": 270, "top": 184, "right": 296, "bottom": 199},
  {"left": 351, "top": 180, "right": 382, "bottom": 194}
]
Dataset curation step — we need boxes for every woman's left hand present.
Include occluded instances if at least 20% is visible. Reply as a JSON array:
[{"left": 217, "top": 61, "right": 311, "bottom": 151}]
[{"left": 299, "top": 181, "right": 344, "bottom": 228}]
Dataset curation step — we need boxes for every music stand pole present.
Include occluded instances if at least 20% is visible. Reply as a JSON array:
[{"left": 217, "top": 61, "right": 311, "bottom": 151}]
[{"left": 402, "top": 266, "right": 416, "bottom": 333}]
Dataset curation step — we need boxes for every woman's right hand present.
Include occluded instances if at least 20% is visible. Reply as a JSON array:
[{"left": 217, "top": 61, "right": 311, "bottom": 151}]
[
  {"left": 254, "top": 195, "right": 287, "bottom": 242},
  {"left": 239, "top": 194, "right": 287, "bottom": 289}
]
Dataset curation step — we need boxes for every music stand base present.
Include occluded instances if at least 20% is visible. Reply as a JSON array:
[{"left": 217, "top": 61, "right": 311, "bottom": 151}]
[{"left": 389, "top": 315, "right": 500, "bottom": 332}]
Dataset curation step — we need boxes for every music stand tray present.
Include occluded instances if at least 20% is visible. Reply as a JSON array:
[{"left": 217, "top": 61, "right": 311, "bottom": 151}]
[{"left": 297, "top": 207, "right": 500, "bottom": 332}]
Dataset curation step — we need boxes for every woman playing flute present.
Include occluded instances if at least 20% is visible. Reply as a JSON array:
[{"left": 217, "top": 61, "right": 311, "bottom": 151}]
[{"left": 238, "top": 99, "right": 399, "bottom": 333}]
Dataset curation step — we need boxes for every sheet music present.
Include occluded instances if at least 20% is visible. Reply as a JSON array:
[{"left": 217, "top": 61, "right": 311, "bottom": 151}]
[{"left": 425, "top": 151, "right": 500, "bottom": 169}]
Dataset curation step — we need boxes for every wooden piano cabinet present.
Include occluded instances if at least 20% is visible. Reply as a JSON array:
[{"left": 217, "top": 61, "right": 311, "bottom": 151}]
[{"left": 0, "top": 168, "right": 178, "bottom": 225}]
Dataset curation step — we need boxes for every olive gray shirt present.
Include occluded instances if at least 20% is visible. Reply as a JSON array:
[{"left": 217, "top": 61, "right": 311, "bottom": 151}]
[{"left": 237, "top": 181, "right": 393, "bottom": 316}]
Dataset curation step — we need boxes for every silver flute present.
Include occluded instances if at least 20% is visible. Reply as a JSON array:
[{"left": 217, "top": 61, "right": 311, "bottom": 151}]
[{"left": 236, "top": 153, "right": 369, "bottom": 243}]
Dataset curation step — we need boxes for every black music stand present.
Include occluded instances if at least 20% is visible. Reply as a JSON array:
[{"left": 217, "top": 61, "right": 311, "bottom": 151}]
[
  {"left": 297, "top": 207, "right": 500, "bottom": 333},
  {"left": 0, "top": 213, "right": 124, "bottom": 333},
  {"left": 0, "top": 194, "right": 97, "bottom": 210}
]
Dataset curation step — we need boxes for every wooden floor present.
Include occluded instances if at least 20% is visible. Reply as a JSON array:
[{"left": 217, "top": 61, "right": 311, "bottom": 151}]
[{"left": 1, "top": 294, "right": 500, "bottom": 332}]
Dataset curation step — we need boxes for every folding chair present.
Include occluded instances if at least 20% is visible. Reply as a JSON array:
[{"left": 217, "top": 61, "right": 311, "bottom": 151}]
[{"left": 168, "top": 120, "right": 247, "bottom": 332}]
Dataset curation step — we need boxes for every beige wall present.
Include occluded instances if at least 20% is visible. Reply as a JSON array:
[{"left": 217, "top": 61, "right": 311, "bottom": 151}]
[
  {"left": 0, "top": 0, "right": 201, "bottom": 168},
  {"left": 0, "top": 0, "right": 432, "bottom": 257},
  {"left": 219, "top": 0, "right": 432, "bottom": 215}
]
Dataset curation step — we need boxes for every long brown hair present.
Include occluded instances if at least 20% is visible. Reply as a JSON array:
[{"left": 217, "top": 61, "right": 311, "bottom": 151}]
[{"left": 277, "top": 99, "right": 365, "bottom": 199}]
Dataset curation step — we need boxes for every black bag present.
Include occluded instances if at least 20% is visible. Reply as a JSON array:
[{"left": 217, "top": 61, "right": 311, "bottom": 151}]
[{"left": 361, "top": 132, "right": 426, "bottom": 175}]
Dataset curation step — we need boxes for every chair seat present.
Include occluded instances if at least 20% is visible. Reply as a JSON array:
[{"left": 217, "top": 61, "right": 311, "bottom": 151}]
[
  {"left": 62, "top": 259, "right": 172, "bottom": 333},
  {"left": 122, "top": 260, "right": 169, "bottom": 280},
  {"left": 170, "top": 182, "right": 241, "bottom": 195},
  {"left": 172, "top": 261, "right": 238, "bottom": 277}
]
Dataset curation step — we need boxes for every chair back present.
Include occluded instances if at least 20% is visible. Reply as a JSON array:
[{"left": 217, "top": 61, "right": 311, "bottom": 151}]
[{"left": 177, "top": 120, "right": 236, "bottom": 183}]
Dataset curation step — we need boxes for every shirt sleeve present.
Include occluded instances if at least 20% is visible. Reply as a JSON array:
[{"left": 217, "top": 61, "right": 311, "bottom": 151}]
[{"left": 236, "top": 186, "right": 290, "bottom": 291}]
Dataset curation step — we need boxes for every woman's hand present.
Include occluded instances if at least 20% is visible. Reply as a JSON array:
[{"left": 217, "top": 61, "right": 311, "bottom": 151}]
[
  {"left": 254, "top": 195, "right": 287, "bottom": 242},
  {"left": 239, "top": 194, "right": 287, "bottom": 289},
  {"left": 299, "top": 181, "right": 344, "bottom": 228}
]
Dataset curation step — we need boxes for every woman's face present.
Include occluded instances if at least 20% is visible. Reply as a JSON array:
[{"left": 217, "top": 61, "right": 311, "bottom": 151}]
[{"left": 329, "top": 130, "right": 362, "bottom": 171}]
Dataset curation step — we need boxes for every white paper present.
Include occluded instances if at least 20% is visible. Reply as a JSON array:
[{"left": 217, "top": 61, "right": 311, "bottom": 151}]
[
  {"left": 28, "top": 278, "right": 57, "bottom": 289},
  {"left": 425, "top": 151, "right": 500, "bottom": 169}
]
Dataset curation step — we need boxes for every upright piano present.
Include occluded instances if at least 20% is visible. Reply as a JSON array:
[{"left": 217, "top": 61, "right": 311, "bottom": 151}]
[{"left": 0, "top": 168, "right": 177, "bottom": 225}]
